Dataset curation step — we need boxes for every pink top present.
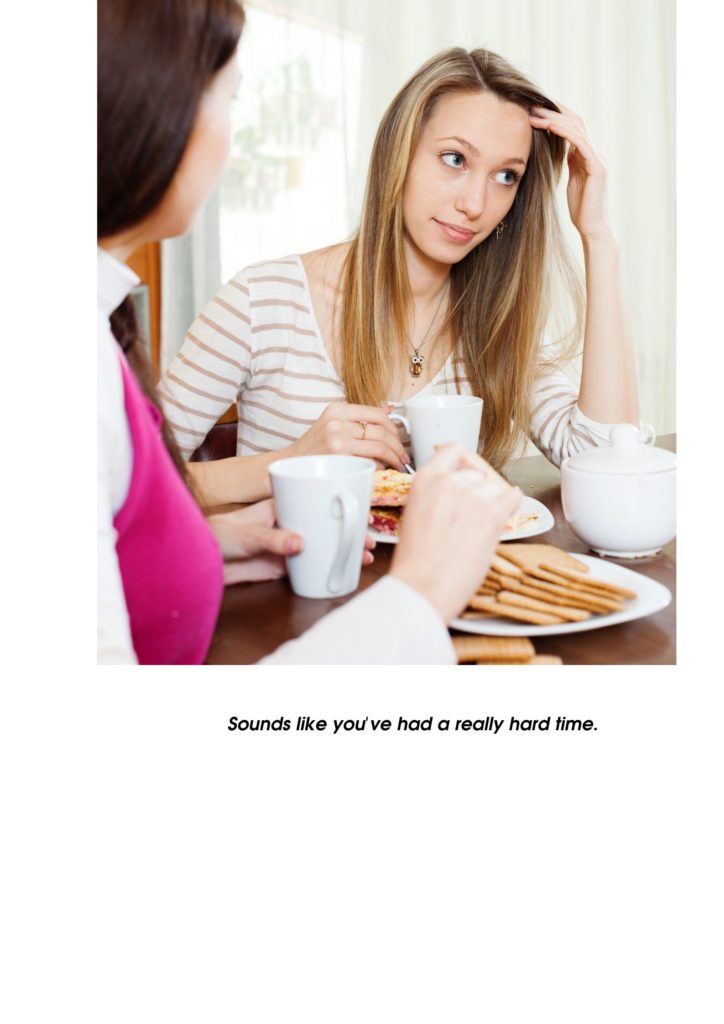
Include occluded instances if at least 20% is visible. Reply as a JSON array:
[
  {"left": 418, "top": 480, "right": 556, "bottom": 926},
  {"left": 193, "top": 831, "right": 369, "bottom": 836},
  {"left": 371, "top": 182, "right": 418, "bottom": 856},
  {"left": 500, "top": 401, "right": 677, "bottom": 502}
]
[{"left": 113, "top": 353, "right": 223, "bottom": 664}]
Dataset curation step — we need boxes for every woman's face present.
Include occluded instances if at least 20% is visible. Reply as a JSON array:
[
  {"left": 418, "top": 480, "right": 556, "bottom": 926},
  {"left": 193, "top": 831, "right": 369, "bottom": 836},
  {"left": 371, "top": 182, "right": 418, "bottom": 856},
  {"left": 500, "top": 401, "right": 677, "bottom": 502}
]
[
  {"left": 152, "top": 53, "right": 241, "bottom": 239},
  {"left": 402, "top": 90, "right": 532, "bottom": 268}
]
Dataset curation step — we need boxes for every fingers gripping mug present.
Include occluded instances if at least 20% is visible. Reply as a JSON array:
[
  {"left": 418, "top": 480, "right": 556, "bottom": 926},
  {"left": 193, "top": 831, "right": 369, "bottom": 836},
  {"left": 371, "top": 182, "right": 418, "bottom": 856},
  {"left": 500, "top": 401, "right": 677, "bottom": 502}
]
[
  {"left": 388, "top": 394, "right": 484, "bottom": 468},
  {"left": 268, "top": 455, "right": 375, "bottom": 598}
]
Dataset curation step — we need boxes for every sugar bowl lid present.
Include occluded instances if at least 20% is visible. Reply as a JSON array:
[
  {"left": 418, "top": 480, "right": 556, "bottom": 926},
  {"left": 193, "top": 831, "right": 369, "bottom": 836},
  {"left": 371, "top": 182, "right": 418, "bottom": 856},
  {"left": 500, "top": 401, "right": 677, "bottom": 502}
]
[{"left": 565, "top": 423, "right": 676, "bottom": 475}]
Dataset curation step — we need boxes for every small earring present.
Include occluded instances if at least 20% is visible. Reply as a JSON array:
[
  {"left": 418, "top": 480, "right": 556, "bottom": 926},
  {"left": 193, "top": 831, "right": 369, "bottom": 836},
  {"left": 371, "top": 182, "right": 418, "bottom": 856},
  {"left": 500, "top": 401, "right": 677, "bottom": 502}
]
[{"left": 495, "top": 220, "right": 507, "bottom": 239}]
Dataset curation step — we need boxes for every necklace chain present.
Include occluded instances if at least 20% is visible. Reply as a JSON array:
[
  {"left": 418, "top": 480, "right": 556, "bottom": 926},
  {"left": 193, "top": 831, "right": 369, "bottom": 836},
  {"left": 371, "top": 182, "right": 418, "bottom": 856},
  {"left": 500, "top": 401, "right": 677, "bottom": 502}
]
[{"left": 405, "top": 283, "right": 449, "bottom": 378}]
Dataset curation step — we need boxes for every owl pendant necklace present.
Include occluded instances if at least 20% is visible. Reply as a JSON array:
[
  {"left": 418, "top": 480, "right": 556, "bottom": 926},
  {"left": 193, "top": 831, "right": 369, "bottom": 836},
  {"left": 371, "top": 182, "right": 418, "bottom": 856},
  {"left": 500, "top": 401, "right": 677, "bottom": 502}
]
[
  {"left": 406, "top": 283, "right": 449, "bottom": 378},
  {"left": 410, "top": 353, "right": 424, "bottom": 377}
]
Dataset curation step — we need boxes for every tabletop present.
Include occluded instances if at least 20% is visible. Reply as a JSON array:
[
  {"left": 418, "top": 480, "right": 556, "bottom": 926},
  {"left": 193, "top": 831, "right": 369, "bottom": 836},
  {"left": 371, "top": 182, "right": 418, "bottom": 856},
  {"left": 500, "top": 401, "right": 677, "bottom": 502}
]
[{"left": 205, "top": 435, "right": 676, "bottom": 666}]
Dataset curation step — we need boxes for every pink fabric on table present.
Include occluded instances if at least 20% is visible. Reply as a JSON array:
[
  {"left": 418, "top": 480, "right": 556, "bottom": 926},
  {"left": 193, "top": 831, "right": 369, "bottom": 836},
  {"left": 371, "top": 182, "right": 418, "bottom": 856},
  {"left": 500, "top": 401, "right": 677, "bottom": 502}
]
[{"left": 113, "top": 353, "right": 223, "bottom": 664}]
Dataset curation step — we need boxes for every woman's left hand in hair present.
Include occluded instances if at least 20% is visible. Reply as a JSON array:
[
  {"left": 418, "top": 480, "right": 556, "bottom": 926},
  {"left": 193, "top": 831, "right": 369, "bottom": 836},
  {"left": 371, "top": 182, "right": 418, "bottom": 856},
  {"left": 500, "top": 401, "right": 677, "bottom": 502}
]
[
  {"left": 529, "top": 103, "right": 610, "bottom": 240},
  {"left": 207, "top": 498, "right": 375, "bottom": 585}
]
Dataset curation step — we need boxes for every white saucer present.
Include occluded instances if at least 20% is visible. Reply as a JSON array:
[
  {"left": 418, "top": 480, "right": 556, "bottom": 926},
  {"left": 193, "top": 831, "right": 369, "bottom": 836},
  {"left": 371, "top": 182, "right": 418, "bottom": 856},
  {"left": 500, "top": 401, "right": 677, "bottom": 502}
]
[{"left": 370, "top": 495, "right": 554, "bottom": 545}]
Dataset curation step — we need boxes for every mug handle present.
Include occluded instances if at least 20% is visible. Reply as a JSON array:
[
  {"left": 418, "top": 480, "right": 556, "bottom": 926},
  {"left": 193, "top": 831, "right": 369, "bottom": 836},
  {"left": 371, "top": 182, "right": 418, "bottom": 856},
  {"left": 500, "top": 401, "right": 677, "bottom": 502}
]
[
  {"left": 640, "top": 423, "right": 656, "bottom": 446},
  {"left": 327, "top": 491, "right": 358, "bottom": 594},
  {"left": 388, "top": 412, "right": 411, "bottom": 433}
]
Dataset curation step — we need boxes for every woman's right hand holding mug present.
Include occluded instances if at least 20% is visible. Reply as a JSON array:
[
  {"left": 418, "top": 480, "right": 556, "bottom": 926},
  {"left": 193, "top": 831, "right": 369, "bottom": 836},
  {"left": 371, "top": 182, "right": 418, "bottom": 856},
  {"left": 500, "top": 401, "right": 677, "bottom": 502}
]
[
  {"left": 290, "top": 401, "right": 408, "bottom": 471},
  {"left": 390, "top": 444, "right": 522, "bottom": 623}
]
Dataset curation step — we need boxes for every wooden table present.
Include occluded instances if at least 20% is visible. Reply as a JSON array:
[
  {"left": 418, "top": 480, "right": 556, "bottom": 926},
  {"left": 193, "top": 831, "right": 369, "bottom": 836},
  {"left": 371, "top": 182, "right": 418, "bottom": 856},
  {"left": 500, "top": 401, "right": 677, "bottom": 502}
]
[{"left": 205, "top": 436, "right": 676, "bottom": 665}]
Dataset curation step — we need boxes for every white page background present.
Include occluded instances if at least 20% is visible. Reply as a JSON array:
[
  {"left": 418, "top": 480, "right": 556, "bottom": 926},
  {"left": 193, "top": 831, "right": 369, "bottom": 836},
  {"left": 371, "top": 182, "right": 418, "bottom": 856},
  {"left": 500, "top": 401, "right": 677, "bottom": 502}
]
[{"left": 1, "top": 0, "right": 721, "bottom": 1020}]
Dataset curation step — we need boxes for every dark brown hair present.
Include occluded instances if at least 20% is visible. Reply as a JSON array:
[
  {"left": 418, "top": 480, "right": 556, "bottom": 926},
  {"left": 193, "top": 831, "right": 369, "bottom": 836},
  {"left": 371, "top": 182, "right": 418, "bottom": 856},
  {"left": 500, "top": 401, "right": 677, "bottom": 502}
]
[{"left": 98, "top": 0, "right": 245, "bottom": 478}]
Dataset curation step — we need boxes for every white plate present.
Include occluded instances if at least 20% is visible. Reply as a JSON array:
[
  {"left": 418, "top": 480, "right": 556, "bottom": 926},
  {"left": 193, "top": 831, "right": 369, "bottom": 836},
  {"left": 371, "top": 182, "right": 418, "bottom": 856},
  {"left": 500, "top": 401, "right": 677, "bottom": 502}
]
[
  {"left": 500, "top": 496, "right": 554, "bottom": 542},
  {"left": 449, "top": 554, "right": 672, "bottom": 637},
  {"left": 369, "top": 495, "right": 554, "bottom": 545}
]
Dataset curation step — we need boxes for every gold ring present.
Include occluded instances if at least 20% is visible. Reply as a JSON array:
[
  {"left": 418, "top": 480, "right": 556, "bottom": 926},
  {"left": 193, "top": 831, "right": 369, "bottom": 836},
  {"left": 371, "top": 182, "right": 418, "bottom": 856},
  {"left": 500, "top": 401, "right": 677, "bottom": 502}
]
[{"left": 359, "top": 420, "right": 368, "bottom": 440}]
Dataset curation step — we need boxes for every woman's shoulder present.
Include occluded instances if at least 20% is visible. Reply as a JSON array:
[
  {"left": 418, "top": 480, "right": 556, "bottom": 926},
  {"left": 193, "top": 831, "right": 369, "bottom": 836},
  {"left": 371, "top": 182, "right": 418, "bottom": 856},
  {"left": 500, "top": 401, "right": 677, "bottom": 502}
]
[
  {"left": 228, "top": 243, "right": 351, "bottom": 297},
  {"left": 232, "top": 254, "right": 306, "bottom": 292}
]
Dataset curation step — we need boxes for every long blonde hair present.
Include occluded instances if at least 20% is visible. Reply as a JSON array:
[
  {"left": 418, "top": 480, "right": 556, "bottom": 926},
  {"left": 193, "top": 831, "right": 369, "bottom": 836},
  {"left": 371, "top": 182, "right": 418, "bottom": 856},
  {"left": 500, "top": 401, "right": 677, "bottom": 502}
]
[{"left": 340, "top": 47, "right": 583, "bottom": 469}]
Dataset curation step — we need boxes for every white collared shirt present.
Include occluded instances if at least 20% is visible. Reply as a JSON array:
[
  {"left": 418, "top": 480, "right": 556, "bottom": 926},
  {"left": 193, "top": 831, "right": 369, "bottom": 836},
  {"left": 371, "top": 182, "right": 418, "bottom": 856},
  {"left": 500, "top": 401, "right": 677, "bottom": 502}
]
[{"left": 97, "top": 247, "right": 139, "bottom": 664}]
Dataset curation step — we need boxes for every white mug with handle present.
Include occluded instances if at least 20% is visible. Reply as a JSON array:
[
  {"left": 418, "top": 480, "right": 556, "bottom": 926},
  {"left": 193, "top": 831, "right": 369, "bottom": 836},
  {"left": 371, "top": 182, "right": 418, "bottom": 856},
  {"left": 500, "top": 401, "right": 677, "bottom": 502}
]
[
  {"left": 268, "top": 455, "right": 375, "bottom": 599},
  {"left": 389, "top": 394, "right": 484, "bottom": 468}
]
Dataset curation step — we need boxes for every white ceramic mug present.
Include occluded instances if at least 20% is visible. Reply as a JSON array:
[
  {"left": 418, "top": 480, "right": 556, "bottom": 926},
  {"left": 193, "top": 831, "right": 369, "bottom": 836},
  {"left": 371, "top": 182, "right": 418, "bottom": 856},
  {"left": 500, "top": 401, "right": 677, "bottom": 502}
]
[
  {"left": 388, "top": 394, "right": 483, "bottom": 468},
  {"left": 268, "top": 455, "right": 375, "bottom": 598}
]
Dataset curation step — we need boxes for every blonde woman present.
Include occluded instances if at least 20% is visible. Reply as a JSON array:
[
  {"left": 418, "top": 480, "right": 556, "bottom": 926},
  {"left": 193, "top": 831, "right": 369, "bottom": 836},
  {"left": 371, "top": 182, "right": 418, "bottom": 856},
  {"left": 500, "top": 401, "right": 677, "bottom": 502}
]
[{"left": 161, "top": 47, "right": 640, "bottom": 506}]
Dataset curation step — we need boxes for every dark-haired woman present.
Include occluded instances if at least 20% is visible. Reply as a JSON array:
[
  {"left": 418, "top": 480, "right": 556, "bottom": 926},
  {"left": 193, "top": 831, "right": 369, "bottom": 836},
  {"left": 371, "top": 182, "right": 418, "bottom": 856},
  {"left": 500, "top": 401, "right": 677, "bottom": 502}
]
[{"left": 97, "top": 0, "right": 521, "bottom": 665}]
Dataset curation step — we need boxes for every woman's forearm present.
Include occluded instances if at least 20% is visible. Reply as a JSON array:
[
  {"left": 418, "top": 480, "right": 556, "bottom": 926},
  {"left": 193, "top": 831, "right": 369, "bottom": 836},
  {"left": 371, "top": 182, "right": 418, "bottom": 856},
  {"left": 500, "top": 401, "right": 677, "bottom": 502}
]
[
  {"left": 187, "top": 447, "right": 294, "bottom": 507},
  {"left": 577, "top": 227, "right": 640, "bottom": 424}
]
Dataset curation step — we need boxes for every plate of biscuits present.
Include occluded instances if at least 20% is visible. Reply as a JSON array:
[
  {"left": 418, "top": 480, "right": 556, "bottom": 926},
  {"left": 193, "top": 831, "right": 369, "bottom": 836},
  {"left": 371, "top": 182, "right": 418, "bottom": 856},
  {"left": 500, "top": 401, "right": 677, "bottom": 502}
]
[
  {"left": 368, "top": 469, "right": 553, "bottom": 544},
  {"left": 450, "top": 543, "right": 671, "bottom": 637}
]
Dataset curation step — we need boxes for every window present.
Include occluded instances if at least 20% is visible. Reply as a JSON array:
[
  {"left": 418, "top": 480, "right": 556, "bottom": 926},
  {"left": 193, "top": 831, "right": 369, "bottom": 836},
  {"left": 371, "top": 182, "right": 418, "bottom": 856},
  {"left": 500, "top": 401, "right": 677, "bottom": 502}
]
[{"left": 219, "top": 2, "right": 363, "bottom": 280}]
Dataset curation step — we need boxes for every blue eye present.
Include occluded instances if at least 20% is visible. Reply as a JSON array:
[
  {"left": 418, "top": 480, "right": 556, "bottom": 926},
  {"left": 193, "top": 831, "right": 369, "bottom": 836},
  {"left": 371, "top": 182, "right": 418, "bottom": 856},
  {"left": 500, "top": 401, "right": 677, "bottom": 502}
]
[
  {"left": 441, "top": 151, "right": 466, "bottom": 169},
  {"left": 495, "top": 169, "right": 520, "bottom": 186}
]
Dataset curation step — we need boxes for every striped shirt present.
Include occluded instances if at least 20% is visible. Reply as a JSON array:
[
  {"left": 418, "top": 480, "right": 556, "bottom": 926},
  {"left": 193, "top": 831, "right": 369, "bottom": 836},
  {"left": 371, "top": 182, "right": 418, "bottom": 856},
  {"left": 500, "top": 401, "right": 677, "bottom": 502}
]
[{"left": 160, "top": 254, "right": 614, "bottom": 468}]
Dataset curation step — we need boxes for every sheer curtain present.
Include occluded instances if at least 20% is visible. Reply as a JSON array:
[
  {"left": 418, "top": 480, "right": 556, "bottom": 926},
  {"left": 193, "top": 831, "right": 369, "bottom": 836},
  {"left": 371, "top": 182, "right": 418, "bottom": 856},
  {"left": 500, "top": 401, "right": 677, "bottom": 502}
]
[{"left": 162, "top": 0, "right": 674, "bottom": 434}]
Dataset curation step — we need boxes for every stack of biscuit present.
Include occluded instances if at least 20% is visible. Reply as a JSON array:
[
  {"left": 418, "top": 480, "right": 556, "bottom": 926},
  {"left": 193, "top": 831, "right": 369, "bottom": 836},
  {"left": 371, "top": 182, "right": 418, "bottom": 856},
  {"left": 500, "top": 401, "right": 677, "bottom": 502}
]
[
  {"left": 452, "top": 636, "right": 563, "bottom": 665},
  {"left": 461, "top": 543, "right": 636, "bottom": 627}
]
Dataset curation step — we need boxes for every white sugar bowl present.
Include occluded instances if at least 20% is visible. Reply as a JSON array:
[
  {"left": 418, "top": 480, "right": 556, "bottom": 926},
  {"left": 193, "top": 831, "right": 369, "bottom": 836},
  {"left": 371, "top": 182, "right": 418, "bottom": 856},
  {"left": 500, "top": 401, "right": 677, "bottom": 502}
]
[{"left": 560, "top": 424, "right": 676, "bottom": 558}]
